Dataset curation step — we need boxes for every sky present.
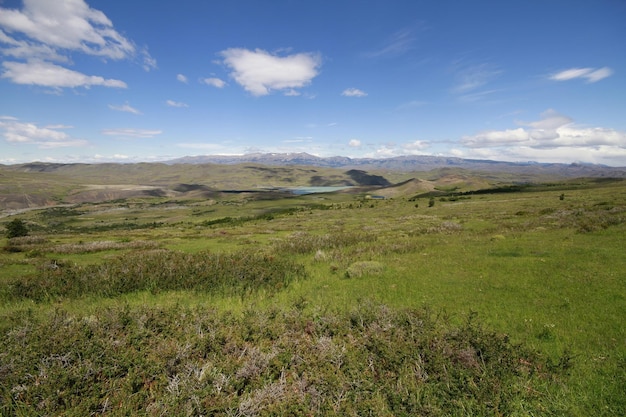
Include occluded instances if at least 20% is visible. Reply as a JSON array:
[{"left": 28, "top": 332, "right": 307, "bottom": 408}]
[{"left": 1, "top": 0, "right": 625, "bottom": 166}]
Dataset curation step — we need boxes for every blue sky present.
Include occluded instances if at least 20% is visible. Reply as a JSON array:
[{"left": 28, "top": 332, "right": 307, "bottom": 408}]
[{"left": 1, "top": 0, "right": 625, "bottom": 165}]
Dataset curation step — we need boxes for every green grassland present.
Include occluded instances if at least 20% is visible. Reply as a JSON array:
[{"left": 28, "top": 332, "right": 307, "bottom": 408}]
[{"left": 0, "top": 169, "right": 625, "bottom": 416}]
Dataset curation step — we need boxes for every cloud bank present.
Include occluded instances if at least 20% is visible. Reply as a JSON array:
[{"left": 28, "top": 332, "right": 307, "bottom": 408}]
[{"left": 457, "top": 109, "right": 626, "bottom": 164}]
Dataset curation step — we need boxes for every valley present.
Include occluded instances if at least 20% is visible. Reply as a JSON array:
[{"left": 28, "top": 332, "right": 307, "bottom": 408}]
[{"left": 0, "top": 160, "right": 625, "bottom": 415}]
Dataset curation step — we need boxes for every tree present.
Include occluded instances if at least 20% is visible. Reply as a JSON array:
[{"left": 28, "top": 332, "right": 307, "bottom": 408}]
[{"left": 5, "top": 218, "right": 29, "bottom": 239}]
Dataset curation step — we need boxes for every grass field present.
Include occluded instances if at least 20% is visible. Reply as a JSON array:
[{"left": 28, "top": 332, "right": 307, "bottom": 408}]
[{"left": 1, "top": 175, "right": 625, "bottom": 415}]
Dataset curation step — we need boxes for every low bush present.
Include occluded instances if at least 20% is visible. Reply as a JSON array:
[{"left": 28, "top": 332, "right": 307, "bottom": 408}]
[
  {"left": 543, "top": 206, "right": 626, "bottom": 233},
  {"left": 6, "top": 249, "right": 307, "bottom": 301},
  {"left": 6, "top": 236, "right": 48, "bottom": 246},
  {"left": 0, "top": 302, "right": 566, "bottom": 416},
  {"left": 272, "top": 231, "right": 377, "bottom": 255},
  {"left": 3, "top": 236, "right": 48, "bottom": 254}
]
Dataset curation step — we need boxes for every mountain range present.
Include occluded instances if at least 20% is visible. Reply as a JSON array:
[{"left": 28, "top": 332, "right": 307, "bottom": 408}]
[{"left": 167, "top": 153, "right": 626, "bottom": 177}]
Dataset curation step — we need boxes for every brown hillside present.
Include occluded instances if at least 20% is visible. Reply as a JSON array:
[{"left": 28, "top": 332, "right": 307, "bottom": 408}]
[
  {"left": 373, "top": 178, "right": 436, "bottom": 198},
  {"left": 433, "top": 174, "right": 492, "bottom": 192}
]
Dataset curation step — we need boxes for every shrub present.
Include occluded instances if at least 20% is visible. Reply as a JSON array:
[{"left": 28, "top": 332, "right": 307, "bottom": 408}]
[
  {"left": 0, "top": 303, "right": 566, "bottom": 416},
  {"left": 4, "top": 218, "right": 28, "bottom": 239},
  {"left": 7, "top": 249, "right": 307, "bottom": 301}
]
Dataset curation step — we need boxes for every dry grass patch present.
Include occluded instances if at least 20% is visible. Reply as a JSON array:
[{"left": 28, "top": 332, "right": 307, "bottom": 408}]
[
  {"left": 345, "top": 261, "right": 385, "bottom": 278},
  {"left": 51, "top": 240, "right": 160, "bottom": 254}
]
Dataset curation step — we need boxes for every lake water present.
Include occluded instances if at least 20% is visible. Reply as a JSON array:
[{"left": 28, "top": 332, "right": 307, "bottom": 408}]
[{"left": 286, "top": 186, "right": 353, "bottom": 195}]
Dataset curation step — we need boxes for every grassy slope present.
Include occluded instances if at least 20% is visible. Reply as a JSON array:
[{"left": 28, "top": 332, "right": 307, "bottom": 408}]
[
  {"left": 2, "top": 162, "right": 542, "bottom": 211},
  {"left": 0, "top": 175, "right": 624, "bottom": 415}
]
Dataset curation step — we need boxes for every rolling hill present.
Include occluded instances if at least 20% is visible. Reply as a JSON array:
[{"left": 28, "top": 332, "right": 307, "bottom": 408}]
[{"left": 1, "top": 153, "right": 625, "bottom": 212}]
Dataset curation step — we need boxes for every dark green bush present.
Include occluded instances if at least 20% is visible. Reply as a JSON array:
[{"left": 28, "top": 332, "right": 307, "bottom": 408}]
[{"left": 4, "top": 218, "right": 28, "bottom": 239}]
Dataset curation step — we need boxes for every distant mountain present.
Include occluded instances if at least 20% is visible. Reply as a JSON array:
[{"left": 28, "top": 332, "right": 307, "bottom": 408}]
[
  {"left": 168, "top": 152, "right": 340, "bottom": 166},
  {"left": 166, "top": 152, "right": 626, "bottom": 177}
]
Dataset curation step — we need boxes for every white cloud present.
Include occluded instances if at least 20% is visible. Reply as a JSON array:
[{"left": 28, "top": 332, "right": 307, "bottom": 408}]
[
  {"left": 102, "top": 128, "right": 162, "bottom": 138},
  {"left": 403, "top": 140, "right": 430, "bottom": 151},
  {"left": 109, "top": 103, "right": 142, "bottom": 115},
  {"left": 365, "top": 27, "right": 417, "bottom": 58},
  {"left": 44, "top": 124, "right": 74, "bottom": 129},
  {"left": 342, "top": 88, "right": 368, "bottom": 97},
  {"left": 549, "top": 126, "right": 626, "bottom": 148},
  {"left": 462, "top": 128, "right": 530, "bottom": 148},
  {"left": 283, "top": 89, "right": 300, "bottom": 96},
  {"left": 201, "top": 77, "right": 226, "bottom": 88},
  {"left": 220, "top": 48, "right": 321, "bottom": 96},
  {"left": 453, "top": 145, "right": 626, "bottom": 166},
  {"left": 586, "top": 68, "right": 613, "bottom": 82},
  {"left": 451, "top": 62, "right": 501, "bottom": 94},
  {"left": 549, "top": 67, "right": 613, "bottom": 83},
  {"left": 462, "top": 109, "right": 576, "bottom": 148},
  {"left": 0, "top": 0, "right": 135, "bottom": 59},
  {"left": 0, "top": 117, "right": 88, "bottom": 148},
  {"left": 523, "top": 109, "right": 572, "bottom": 130},
  {"left": 456, "top": 89, "right": 500, "bottom": 103},
  {"left": 166, "top": 100, "right": 189, "bottom": 108},
  {"left": 348, "top": 139, "right": 362, "bottom": 147},
  {"left": 141, "top": 47, "right": 157, "bottom": 72},
  {"left": 177, "top": 73, "right": 188, "bottom": 83},
  {"left": 0, "top": 0, "right": 152, "bottom": 88},
  {"left": 550, "top": 68, "right": 592, "bottom": 81},
  {"left": 357, "top": 140, "right": 431, "bottom": 158},
  {"left": 0, "top": 29, "right": 69, "bottom": 62},
  {"left": 370, "top": 146, "right": 400, "bottom": 158},
  {"left": 1, "top": 59, "right": 127, "bottom": 88},
  {"left": 458, "top": 110, "right": 626, "bottom": 165}
]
